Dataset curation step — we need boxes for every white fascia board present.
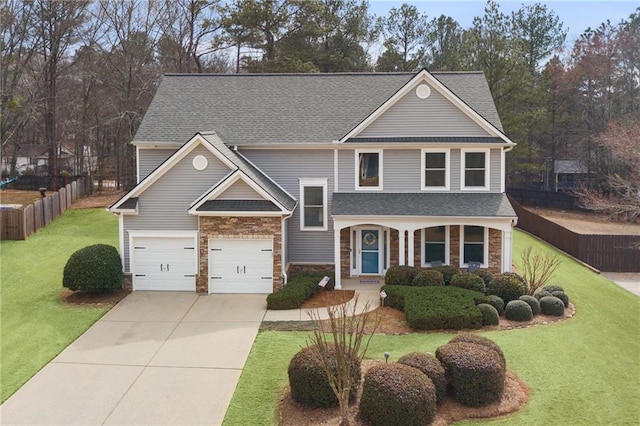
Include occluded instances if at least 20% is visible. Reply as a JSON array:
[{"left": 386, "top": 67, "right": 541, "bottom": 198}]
[
  {"left": 338, "top": 69, "right": 515, "bottom": 145},
  {"left": 110, "top": 133, "right": 236, "bottom": 211},
  {"left": 192, "top": 211, "right": 285, "bottom": 217}
]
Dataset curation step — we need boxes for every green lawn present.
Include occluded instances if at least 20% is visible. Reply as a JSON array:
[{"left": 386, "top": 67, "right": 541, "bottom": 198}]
[
  {"left": 223, "top": 230, "right": 640, "bottom": 425},
  {"left": 0, "top": 208, "right": 118, "bottom": 402}
]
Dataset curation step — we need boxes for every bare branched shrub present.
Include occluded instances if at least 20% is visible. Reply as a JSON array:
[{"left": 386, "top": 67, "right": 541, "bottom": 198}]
[
  {"left": 520, "top": 246, "right": 562, "bottom": 295},
  {"left": 307, "top": 295, "right": 380, "bottom": 426}
]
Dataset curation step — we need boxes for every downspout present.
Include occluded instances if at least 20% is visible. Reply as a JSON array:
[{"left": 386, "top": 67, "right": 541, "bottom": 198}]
[{"left": 281, "top": 206, "right": 296, "bottom": 285}]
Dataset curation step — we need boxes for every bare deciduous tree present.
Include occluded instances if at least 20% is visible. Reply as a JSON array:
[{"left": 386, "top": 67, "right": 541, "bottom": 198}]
[
  {"left": 520, "top": 246, "right": 562, "bottom": 295},
  {"left": 307, "top": 295, "right": 379, "bottom": 426}
]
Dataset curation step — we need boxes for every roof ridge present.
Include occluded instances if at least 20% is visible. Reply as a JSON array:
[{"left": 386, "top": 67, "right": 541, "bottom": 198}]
[{"left": 161, "top": 71, "right": 483, "bottom": 77}]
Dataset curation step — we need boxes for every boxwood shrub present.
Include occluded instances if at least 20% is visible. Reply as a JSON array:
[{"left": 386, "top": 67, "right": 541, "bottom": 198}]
[
  {"left": 477, "top": 303, "right": 500, "bottom": 325},
  {"left": 501, "top": 271, "right": 529, "bottom": 294},
  {"left": 540, "top": 296, "right": 566, "bottom": 316},
  {"left": 518, "top": 295, "right": 541, "bottom": 315},
  {"left": 432, "top": 265, "right": 460, "bottom": 285},
  {"left": 534, "top": 289, "right": 553, "bottom": 300},
  {"left": 266, "top": 272, "right": 334, "bottom": 310},
  {"left": 288, "top": 343, "right": 361, "bottom": 408},
  {"left": 397, "top": 352, "right": 447, "bottom": 405},
  {"left": 552, "top": 291, "right": 570, "bottom": 307},
  {"left": 504, "top": 300, "right": 533, "bottom": 322},
  {"left": 473, "top": 269, "right": 495, "bottom": 287},
  {"left": 449, "top": 333, "right": 506, "bottom": 365},
  {"left": 63, "top": 244, "right": 122, "bottom": 293},
  {"left": 487, "top": 295, "right": 505, "bottom": 316},
  {"left": 436, "top": 341, "right": 505, "bottom": 407},
  {"left": 385, "top": 265, "right": 421, "bottom": 286},
  {"left": 360, "top": 363, "right": 437, "bottom": 426},
  {"left": 543, "top": 284, "right": 565, "bottom": 293},
  {"left": 381, "top": 285, "right": 484, "bottom": 330},
  {"left": 450, "top": 272, "right": 485, "bottom": 293},
  {"left": 411, "top": 269, "right": 444, "bottom": 287},
  {"left": 487, "top": 273, "right": 526, "bottom": 303}
]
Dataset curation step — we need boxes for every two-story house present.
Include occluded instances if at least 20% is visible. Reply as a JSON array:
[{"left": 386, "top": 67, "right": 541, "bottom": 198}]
[{"left": 109, "top": 69, "right": 518, "bottom": 293}]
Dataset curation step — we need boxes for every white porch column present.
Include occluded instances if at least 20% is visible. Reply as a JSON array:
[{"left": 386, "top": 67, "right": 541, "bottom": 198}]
[
  {"left": 398, "top": 229, "right": 406, "bottom": 266},
  {"left": 334, "top": 227, "right": 342, "bottom": 289},
  {"left": 502, "top": 228, "right": 513, "bottom": 272},
  {"left": 407, "top": 229, "right": 415, "bottom": 267}
]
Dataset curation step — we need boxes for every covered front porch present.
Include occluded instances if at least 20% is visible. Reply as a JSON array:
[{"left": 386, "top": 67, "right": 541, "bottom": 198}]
[{"left": 331, "top": 193, "right": 518, "bottom": 289}]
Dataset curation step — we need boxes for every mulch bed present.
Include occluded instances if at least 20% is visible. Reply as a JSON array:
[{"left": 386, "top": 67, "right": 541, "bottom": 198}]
[{"left": 62, "top": 288, "right": 130, "bottom": 307}]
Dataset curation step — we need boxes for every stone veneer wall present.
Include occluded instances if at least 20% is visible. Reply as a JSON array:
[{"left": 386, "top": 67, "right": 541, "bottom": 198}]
[
  {"left": 340, "top": 228, "right": 350, "bottom": 279},
  {"left": 197, "top": 216, "right": 282, "bottom": 293},
  {"left": 488, "top": 228, "right": 502, "bottom": 273}
]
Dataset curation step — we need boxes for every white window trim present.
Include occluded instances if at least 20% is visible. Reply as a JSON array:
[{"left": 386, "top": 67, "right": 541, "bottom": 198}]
[
  {"left": 299, "top": 178, "right": 328, "bottom": 231},
  {"left": 421, "top": 148, "right": 450, "bottom": 191},
  {"left": 355, "top": 149, "right": 383, "bottom": 191},
  {"left": 421, "top": 225, "right": 450, "bottom": 267},
  {"left": 459, "top": 225, "right": 489, "bottom": 268},
  {"left": 461, "top": 148, "right": 490, "bottom": 191}
]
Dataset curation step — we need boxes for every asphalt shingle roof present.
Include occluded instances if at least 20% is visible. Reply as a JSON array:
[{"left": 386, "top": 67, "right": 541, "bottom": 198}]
[
  {"left": 332, "top": 193, "right": 517, "bottom": 218},
  {"left": 134, "top": 72, "right": 503, "bottom": 146},
  {"left": 197, "top": 199, "right": 281, "bottom": 212}
]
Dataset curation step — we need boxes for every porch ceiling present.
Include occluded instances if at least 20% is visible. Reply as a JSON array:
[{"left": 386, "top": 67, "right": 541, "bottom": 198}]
[{"left": 332, "top": 192, "right": 516, "bottom": 218}]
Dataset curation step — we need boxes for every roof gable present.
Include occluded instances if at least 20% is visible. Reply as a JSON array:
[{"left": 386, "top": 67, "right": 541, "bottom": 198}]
[{"left": 340, "top": 70, "right": 512, "bottom": 144}]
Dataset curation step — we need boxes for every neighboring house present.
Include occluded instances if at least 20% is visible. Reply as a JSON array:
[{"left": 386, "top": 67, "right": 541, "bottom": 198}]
[
  {"left": 1, "top": 144, "right": 75, "bottom": 175},
  {"left": 554, "top": 160, "right": 589, "bottom": 191},
  {"left": 109, "top": 69, "right": 518, "bottom": 294}
]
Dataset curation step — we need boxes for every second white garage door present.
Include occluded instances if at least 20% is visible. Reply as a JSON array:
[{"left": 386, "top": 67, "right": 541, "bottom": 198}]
[
  {"left": 208, "top": 239, "right": 274, "bottom": 293},
  {"left": 132, "top": 236, "right": 197, "bottom": 291}
]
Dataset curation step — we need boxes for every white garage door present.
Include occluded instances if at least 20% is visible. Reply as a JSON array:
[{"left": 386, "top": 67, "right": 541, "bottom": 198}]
[
  {"left": 209, "top": 239, "right": 273, "bottom": 293},
  {"left": 132, "top": 237, "right": 197, "bottom": 291}
]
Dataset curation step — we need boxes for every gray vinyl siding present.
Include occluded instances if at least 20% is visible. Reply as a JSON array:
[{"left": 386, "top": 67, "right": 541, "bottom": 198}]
[
  {"left": 138, "top": 148, "right": 176, "bottom": 180},
  {"left": 358, "top": 83, "right": 489, "bottom": 138},
  {"left": 218, "top": 180, "right": 262, "bottom": 199},
  {"left": 490, "top": 149, "right": 501, "bottom": 192},
  {"left": 242, "top": 149, "right": 334, "bottom": 263},
  {"left": 338, "top": 150, "right": 355, "bottom": 192},
  {"left": 123, "top": 146, "right": 232, "bottom": 271},
  {"left": 384, "top": 149, "right": 421, "bottom": 191},
  {"left": 450, "top": 149, "right": 461, "bottom": 191}
]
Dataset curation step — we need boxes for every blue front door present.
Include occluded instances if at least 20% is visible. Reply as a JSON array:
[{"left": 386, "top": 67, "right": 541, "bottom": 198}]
[{"left": 361, "top": 229, "right": 380, "bottom": 274}]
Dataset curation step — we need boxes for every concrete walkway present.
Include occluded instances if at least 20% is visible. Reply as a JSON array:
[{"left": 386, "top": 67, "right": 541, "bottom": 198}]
[
  {"left": 601, "top": 272, "right": 640, "bottom": 297},
  {"left": 0, "top": 292, "right": 267, "bottom": 425}
]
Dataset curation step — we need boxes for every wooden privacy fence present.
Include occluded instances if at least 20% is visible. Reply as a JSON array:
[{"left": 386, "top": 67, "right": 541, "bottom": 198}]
[
  {"left": 1, "top": 177, "right": 93, "bottom": 240},
  {"left": 509, "top": 196, "right": 640, "bottom": 272},
  {"left": 507, "top": 187, "right": 585, "bottom": 211}
]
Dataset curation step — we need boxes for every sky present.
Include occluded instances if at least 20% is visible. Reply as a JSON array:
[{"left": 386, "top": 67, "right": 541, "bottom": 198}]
[{"left": 369, "top": 1, "right": 639, "bottom": 45}]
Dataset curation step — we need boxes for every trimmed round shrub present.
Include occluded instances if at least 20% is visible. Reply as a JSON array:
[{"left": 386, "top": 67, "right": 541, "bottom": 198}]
[
  {"left": 435, "top": 342, "right": 505, "bottom": 407},
  {"left": 487, "top": 295, "right": 505, "bottom": 316},
  {"left": 501, "top": 272, "right": 529, "bottom": 293},
  {"left": 477, "top": 303, "right": 500, "bottom": 326},
  {"left": 385, "top": 265, "right": 421, "bottom": 286},
  {"left": 534, "top": 290, "right": 552, "bottom": 300},
  {"left": 63, "top": 244, "right": 123, "bottom": 293},
  {"left": 487, "top": 273, "right": 526, "bottom": 303},
  {"left": 543, "top": 284, "right": 565, "bottom": 293},
  {"left": 518, "top": 295, "right": 541, "bottom": 316},
  {"left": 288, "top": 344, "right": 361, "bottom": 408},
  {"left": 473, "top": 269, "right": 495, "bottom": 288},
  {"left": 360, "top": 363, "right": 437, "bottom": 426},
  {"left": 412, "top": 269, "right": 444, "bottom": 287},
  {"left": 449, "top": 333, "right": 505, "bottom": 365},
  {"left": 450, "top": 272, "right": 485, "bottom": 293},
  {"left": 552, "top": 291, "right": 570, "bottom": 307},
  {"left": 398, "top": 352, "right": 447, "bottom": 405},
  {"left": 433, "top": 265, "right": 460, "bottom": 286},
  {"left": 540, "top": 296, "right": 566, "bottom": 316},
  {"left": 504, "top": 300, "right": 533, "bottom": 322}
]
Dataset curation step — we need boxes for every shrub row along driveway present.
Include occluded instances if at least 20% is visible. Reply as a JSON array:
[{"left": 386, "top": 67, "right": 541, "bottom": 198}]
[{"left": 0, "top": 292, "right": 267, "bottom": 425}]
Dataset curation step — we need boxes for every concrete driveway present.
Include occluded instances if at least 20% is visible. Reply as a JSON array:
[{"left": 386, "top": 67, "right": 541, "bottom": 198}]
[{"left": 0, "top": 292, "right": 267, "bottom": 425}]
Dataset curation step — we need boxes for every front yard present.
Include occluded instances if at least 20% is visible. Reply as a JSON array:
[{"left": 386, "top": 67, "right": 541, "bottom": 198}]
[
  {"left": 0, "top": 208, "right": 118, "bottom": 402},
  {"left": 223, "top": 231, "right": 640, "bottom": 425}
]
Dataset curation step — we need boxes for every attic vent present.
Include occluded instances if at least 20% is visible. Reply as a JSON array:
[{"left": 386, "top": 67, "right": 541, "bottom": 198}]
[
  {"left": 416, "top": 84, "right": 431, "bottom": 99},
  {"left": 193, "top": 155, "right": 208, "bottom": 171}
]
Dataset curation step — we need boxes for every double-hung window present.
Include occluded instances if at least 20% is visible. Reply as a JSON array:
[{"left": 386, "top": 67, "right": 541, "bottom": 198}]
[
  {"left": 461, "top": 225, "right": 487, "bottom": 266},
  {"left": 356, "top": 150, "right": 382, "bottom": 190},
  {"left": 461, "top": 149, "right": 489, "bottom": 190},
  {"left": 422, "top": 226, "right": 449, "bottom": 266},
  {"left": 422, "top": 149, "right": 449, "bottom": 190},
  {"left": 299, "top": 178, "right": 327, "bottom": 231}
]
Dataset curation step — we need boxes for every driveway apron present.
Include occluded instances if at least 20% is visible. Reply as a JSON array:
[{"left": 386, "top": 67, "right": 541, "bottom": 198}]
[{"left": 0, "top": 292, "right": 267, "bottom": 425}]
